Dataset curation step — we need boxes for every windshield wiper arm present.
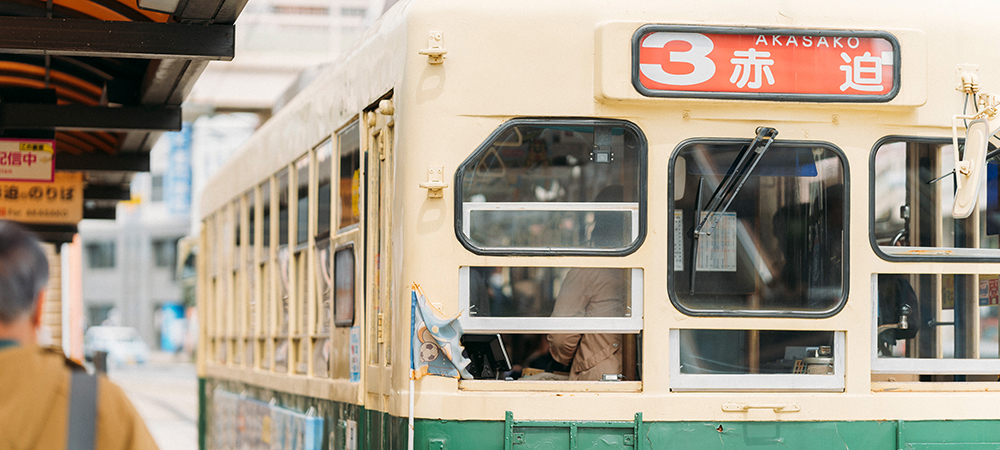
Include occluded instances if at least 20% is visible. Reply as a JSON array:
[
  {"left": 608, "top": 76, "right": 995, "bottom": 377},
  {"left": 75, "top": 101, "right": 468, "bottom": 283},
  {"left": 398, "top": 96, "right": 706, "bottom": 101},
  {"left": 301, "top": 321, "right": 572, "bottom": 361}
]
[
  {"left": 694, "top": 126, "right": 778, "bottom": 236},
  {"left": 688, "top": 127, "right": 777, "bottom": 295}
]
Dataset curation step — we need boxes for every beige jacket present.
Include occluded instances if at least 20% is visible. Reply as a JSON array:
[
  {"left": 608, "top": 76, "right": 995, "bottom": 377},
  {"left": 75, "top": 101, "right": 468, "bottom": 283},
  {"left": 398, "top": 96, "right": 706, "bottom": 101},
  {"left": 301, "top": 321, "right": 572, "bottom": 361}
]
[
  {"left": 548, "top": 268, "right": 627, "bottom": 380},
  {"left": 0, "top": 345, "right": 159, "bottom": 450}
]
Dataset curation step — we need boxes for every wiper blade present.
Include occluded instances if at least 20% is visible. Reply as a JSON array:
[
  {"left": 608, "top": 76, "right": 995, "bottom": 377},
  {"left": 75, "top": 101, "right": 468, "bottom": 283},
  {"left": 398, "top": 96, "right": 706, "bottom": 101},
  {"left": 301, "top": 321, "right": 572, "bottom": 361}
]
[{"left": 694, "top": 126, "right": 778, "bottom": 236}]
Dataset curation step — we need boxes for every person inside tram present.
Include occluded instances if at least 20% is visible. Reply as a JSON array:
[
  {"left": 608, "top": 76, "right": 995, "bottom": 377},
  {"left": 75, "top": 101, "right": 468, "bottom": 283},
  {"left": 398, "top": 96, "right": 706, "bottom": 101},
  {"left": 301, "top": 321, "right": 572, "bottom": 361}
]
[
  {"left": 0, "top": 220, "right": 159, "bottom": 449},
  {"left": 546, "top": 185, "right": 629, "bottom": 381}
]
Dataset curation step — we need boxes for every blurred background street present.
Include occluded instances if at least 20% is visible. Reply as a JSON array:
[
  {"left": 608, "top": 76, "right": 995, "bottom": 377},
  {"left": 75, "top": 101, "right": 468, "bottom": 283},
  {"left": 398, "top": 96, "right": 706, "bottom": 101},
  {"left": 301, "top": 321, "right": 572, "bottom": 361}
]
[{"left": 106, "top": 352, "right": 198, "bottom": 450}]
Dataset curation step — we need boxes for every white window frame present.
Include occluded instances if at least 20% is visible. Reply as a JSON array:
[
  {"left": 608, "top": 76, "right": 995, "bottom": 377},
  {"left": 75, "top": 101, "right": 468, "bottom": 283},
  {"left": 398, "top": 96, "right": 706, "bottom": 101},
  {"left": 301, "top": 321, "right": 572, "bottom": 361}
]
[
  {"left": 669, "top": 329, "right": 846, "bottom": 392},
  {"left": 462, "top": 202, "right": 641, "bottom": 252},
  {"left": 458, "top": 266, "right": 643, "bottom": 333},
  {"left": 870, "top": 274, "right": 1000, "bottom": 374}
]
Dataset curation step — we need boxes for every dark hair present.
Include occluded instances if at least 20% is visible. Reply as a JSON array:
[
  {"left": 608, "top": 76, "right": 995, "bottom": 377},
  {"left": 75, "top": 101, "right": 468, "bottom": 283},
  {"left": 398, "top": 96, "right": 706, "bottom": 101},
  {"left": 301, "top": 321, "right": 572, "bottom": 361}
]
[{"left": 0, "top": 220, "right": 49, "bottom": 324}]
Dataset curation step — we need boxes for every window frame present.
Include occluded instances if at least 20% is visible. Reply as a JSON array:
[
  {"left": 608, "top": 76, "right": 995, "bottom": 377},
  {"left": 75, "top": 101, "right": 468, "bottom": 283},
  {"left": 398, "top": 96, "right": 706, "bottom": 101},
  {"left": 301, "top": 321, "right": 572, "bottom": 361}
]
[
  {"left": 453, "top": 117, "right": 649, "bottom": 257},
  {"left": 457, "top": 266, "right": 644, "bottom": 333},
  {"left": 667, "top": 137, "right": 851, "bottom": 318},
  {"left": 869, "top": 135, "right": 1000, "bottom": 262},
  {"left": 869, "top": 273, "right": 1000, "bottom": 375},
  {"left": 669, "top": 329, "right": 846, "bottom": 392}
]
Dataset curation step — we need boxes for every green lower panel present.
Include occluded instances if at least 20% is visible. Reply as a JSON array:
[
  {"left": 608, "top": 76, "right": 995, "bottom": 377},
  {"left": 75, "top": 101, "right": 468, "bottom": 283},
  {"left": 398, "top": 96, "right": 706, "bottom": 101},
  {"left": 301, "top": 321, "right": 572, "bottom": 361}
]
[
  {"left": 201, "top": 379, "right": 1000, "bottom": 450},
  {"left": 414, "top": 419, "right": 1000, "bottom": 450}
]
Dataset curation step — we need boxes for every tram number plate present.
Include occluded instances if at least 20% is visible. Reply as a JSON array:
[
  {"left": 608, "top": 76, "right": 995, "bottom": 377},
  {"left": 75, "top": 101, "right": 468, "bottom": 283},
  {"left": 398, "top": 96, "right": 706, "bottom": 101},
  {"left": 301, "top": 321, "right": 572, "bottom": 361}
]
[{"left": 633, "top": 26, "right": 899, "bottom": 101}]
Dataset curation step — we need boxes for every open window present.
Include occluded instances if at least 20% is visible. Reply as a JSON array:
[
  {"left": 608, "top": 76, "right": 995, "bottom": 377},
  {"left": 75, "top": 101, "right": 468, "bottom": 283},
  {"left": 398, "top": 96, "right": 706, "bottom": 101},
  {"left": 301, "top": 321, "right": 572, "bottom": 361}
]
[
  {"left": 459, "top": 266, "right": 642, "bottom": 383},
  {"left": 871, "top": 273, "right": 1000, "bottom": 380},
  {"left": 456, "top": 118, "right": 647, "bottom": 256},
  {"left": 669, "top": 139, "right": 848, "bottom": 316},
  {"left": 872, "top": 137, "right": 1000, "bottom": 260}
]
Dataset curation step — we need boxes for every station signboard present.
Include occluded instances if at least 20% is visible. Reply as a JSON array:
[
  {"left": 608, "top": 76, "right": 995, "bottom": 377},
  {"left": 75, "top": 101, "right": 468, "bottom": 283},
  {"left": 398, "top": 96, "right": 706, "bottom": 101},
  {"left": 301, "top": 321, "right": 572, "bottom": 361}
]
[
  {"left": 0, "top": 138, "right": 55, "bottom": 182},
  {"left": 632, "top": 26, "right": 900, "bottom": 102},
  {"left": 0, "top": 172, "right": 83, "bottom": 225}
]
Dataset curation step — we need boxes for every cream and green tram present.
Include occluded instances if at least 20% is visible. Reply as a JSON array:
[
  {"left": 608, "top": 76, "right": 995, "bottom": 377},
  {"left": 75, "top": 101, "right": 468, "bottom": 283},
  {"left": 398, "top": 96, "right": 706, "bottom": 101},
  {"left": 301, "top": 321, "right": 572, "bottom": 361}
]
[{"left": 197, "top": 0, "right": 1000, "bottom": 448}]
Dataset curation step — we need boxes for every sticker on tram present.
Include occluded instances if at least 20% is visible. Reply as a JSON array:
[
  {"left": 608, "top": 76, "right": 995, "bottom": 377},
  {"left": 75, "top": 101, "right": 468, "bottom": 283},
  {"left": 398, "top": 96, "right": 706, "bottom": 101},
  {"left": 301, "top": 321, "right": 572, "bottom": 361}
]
[{"left": 632, "top": 26, "right": 900, "bottom": 101}]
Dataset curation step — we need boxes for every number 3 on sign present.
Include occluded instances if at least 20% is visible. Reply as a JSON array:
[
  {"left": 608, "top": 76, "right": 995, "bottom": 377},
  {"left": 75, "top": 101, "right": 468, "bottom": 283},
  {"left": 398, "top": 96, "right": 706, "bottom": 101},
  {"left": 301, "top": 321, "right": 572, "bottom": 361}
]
[{"left": 640, "top": 32, "right": 716, "bottom": 86}]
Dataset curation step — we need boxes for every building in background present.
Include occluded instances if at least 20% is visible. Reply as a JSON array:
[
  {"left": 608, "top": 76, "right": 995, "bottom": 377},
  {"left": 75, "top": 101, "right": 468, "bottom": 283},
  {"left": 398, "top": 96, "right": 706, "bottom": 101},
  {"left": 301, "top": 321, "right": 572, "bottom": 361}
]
[{"left": 78, "top": 0, "right": 392, "bottom": 351}]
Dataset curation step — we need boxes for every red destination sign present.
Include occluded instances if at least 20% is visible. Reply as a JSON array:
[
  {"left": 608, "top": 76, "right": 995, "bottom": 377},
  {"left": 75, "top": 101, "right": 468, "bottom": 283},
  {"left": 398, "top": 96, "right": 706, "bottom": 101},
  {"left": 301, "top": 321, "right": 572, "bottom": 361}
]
[{"left": 632, "top": 26, "right": 899, "bottom": 101}]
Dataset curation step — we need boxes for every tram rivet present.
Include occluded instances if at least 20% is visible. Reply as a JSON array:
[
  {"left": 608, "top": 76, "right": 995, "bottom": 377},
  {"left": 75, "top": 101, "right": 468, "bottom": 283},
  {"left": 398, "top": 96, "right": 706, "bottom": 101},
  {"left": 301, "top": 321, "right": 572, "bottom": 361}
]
[{"left": 682, "top": 110, "right": 691, "bottom": 119}]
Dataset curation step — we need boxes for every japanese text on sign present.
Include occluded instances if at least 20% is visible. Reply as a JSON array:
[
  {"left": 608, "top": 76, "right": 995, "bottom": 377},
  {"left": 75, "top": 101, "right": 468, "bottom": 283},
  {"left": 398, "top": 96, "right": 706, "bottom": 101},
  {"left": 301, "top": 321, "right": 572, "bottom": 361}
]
[
  {"left": 633, "top": 27, "right": 899, "bottom": 101},
  {"left": 0, "top": 139, "right": 55, "bottom": 182},
  {"left": 0, "top": 172, "right": 83, "bottom": 225}
]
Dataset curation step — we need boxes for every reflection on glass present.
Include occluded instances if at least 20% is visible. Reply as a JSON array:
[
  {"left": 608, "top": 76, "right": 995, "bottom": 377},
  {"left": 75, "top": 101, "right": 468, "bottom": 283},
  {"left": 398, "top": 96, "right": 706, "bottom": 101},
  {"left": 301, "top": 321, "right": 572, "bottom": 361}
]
[
  {"left": 312, "top": 338, "right": 330, "bottom": 377},
  {"left": 671, "top": 142, "right": 846, "bottom": 314},
  {"left": 468, "top": 266, "right": 631, "bottom": 318},
  {"left": 295, "top": 155, "right": 309, "bottom": 246},
  {"left": 274, "top": 339, "right": 288, "bottom": 372},
  {"left": 278, "top": 247, "right": 290, "bottom": 335},
  {"left": 459, "top": 121, "right": 644, "bottom": 252},
  {"left": 277, "top": 169, "right": 289, "bottom": 246},
  {"left": 873, "top": 140, "right": 1000, "bottom": 252},
  {"left": 679, "top": 330, "right": 834, "bottom": 374},
  {"left": 316, "top": 140, "right": 333, "bottom": 237},
  {"left": 260, "top": 180, "right": 271, "bottom": 249},
  {"left": 315, "top": 240, "right": 332, "bottom": 334},
  {"left": 334, "top": 246, "right": 355, "bottom": 326},
  {"left": 338, "top": 121, "right": 361, "bottom": 229},
  {"left": 877, "top": 273, "right": 1000, "bottom": 360}
]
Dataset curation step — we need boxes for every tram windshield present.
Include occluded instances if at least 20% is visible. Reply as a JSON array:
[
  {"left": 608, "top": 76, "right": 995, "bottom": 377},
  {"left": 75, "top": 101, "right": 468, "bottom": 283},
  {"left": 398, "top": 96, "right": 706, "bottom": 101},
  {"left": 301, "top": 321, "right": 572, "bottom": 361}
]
[{"left": 670, "top": 140, "right": 847, "bottom": 315}]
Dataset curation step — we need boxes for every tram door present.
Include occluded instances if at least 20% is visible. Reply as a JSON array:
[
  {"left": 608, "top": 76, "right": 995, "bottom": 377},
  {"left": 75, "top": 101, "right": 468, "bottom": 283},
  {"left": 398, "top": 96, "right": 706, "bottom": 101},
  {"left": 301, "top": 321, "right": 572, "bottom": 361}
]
[{"left": 364, "top": 97, "right": 394, "bottom": 449}]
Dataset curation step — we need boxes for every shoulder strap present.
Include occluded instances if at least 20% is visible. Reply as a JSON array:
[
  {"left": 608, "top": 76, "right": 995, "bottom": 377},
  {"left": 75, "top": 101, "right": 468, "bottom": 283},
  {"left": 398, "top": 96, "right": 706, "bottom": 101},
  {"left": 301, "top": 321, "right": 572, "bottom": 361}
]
[{"left": 67, "top": 371, "right": 97, "bottom": 450}]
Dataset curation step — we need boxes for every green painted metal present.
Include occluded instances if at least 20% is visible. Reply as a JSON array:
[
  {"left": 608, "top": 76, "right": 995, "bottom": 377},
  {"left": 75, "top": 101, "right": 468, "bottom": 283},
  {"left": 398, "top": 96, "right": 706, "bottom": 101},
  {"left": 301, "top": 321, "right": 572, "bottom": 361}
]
[
  {"left": 198, "top": 377, "right": 206, "bottom": 450},
  {"left": 201, "top": 378, "right": 1000, "bottom": 450}
]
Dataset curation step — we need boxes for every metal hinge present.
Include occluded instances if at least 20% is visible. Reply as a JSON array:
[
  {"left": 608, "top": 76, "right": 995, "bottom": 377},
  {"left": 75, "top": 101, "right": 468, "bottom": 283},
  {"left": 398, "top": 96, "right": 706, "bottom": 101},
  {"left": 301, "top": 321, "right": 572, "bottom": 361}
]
[{"left": 377, "top": 312, "right": 385, "bottom": 343}]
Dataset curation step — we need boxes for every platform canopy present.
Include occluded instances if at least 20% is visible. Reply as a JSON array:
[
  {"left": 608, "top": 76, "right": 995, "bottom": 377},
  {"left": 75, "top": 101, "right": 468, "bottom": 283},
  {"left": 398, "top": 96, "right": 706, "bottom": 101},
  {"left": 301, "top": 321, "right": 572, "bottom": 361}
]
[{"left": 0, "top": 0, "right": 239, "bottom": 242}]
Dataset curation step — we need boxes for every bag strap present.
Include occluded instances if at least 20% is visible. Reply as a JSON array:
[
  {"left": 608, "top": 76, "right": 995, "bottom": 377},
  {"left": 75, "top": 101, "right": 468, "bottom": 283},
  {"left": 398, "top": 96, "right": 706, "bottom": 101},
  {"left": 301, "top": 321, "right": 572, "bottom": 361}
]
[{"left": 67, "top": 371, "right": 97, "bottom": 450}]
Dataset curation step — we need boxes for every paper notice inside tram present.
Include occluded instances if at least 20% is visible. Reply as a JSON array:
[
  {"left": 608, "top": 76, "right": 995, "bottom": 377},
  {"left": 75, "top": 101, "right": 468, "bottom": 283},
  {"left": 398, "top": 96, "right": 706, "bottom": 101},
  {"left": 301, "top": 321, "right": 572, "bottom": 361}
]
[{"left": 697, "top": 212, "right": 737, "bottom": 272}]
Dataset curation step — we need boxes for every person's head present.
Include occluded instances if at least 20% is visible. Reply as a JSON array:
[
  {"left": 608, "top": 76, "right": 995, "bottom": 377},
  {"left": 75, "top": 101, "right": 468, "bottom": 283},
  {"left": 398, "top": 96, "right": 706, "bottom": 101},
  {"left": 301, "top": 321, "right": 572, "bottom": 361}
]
[{"left": 0, "top": 220, "right": 49, "bottom": 332}]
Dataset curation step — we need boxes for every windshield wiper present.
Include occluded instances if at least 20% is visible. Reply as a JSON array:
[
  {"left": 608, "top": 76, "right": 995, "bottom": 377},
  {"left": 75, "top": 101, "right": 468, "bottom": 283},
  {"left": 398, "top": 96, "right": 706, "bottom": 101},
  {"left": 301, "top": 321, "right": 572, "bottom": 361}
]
[
  {"left": 689, "top": 126, "right": 777, "bottom": 295},
  {"left": 694, "top": 127, "right": 778, "bottom": 236}
]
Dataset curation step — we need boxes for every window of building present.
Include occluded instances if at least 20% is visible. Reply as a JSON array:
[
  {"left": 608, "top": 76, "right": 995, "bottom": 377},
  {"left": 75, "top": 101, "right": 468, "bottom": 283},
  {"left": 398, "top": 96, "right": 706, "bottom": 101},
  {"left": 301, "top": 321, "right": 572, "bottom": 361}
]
[
  {"left": 456, "top": 119, "right": 647, "bottom": 255},
  {"left": 152, "top": 238, "right": 178, "bottom": 268},
  {"left": 872, "top": 137, "right": 1000, "bottom": 260},
  {"left": 338, "top": 121, "right": 361, "bottom": 230},
  {"left": 151, "top": 174, "right": 164, "bottom": 202},
  {"left": 669, "top": 139, "right": 847, "bottom": 316},
  {"left": 85, "top": 241, "right": 116, "bottom": 269}
]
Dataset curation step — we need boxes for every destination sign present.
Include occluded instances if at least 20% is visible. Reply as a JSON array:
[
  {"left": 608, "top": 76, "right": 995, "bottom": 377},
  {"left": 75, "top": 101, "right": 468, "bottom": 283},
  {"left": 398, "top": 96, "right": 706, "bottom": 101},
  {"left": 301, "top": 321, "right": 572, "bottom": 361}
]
[{"left": 633, "top": 26, "right": 899, "bottom": 101}]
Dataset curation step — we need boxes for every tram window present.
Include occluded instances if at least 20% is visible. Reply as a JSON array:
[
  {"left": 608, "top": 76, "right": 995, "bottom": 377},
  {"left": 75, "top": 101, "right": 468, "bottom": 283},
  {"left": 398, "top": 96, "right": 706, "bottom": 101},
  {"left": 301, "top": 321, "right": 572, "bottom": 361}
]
[
  {"left": 316, "top": 139, "right": 333, "bottom": 237},
  {"left": 277, "top": 169, "right": 289, "bottom": 247},
  {"left": 873, "top": 139, "right": 1000, "bottom": 259},
  {"left": 260, "top": 180, "right": 271, "bottom": 250},
  {"left": 334, "top": 245, "right": 355, "bottom": 327},
  {"left": 295, "top": 155, "right": 310, "bottom": 246},
  {"left": 461, "top": 266, "right": 641, "bottom": 331},
  {"left": 456, "top": 119, "right": 647, "bottom": 255},
  {"left": 671, "top": 330, "right": 845, "bottom": 391},
  {"left": 338, "top": 121, "right": 361, "bottom": 230},
  {"left": 245, "top": 190, "right": 257, "bottom": 368},
  {"left": 669, "top": 140, "right": 847, "bottom": 316},
  {"left": 872, "top": 273, "right": 1000, "bottom": 378}
]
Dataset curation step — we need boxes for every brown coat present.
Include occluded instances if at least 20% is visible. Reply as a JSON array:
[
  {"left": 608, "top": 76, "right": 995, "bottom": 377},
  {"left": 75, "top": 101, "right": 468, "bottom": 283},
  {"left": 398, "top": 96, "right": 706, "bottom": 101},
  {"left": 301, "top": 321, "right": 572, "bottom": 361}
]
[
  {"left": 548, "top": 268, "right": 627, "bottom": 380},
  {"left": 0, "top": 345, "right": 159, "bottom": 450}
]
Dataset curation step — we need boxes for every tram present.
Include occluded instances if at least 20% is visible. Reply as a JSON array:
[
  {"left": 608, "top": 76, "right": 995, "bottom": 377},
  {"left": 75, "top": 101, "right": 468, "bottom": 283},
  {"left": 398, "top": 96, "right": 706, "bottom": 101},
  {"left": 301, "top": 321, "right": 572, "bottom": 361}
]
[{"left": 197, "top": 0, "right": 1000, "bottom": 448}]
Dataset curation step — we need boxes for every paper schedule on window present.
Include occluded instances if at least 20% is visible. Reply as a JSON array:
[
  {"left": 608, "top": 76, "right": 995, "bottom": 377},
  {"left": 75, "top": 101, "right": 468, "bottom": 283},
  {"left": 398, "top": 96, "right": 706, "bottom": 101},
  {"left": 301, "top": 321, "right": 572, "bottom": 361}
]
[{"left": 696, "top": 212, "right": 736, "bottom": 272}]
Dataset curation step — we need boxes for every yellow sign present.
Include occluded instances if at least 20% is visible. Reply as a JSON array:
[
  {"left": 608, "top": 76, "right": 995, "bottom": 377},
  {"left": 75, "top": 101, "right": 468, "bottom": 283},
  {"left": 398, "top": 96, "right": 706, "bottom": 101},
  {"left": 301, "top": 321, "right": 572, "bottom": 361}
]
[
  {"left": 0, "top": 138, "right": 56, "bottom": 182},
  {"left": 0, "top": 172, "right": 83, "bottom": 225}
]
